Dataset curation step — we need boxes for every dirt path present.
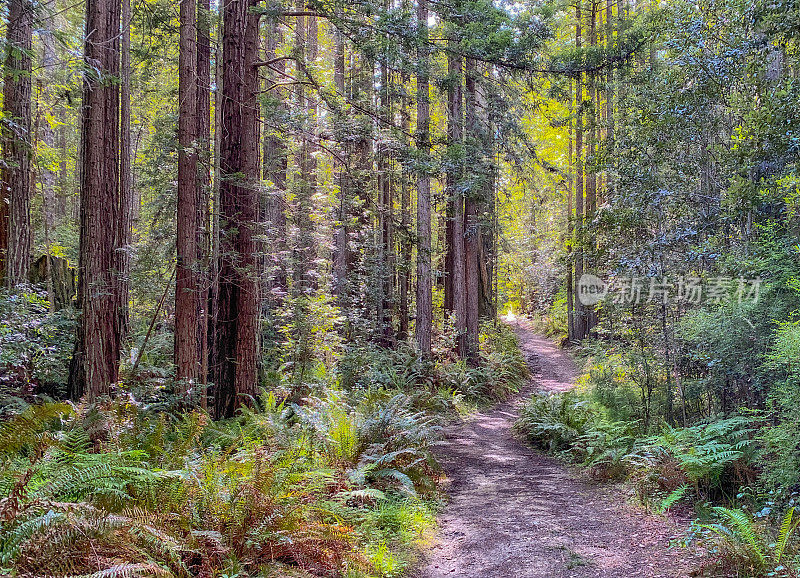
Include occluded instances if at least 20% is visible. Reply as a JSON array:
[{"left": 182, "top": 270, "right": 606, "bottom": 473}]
[{"left": 413, "top": 320, "right": 702, "bottom": 578}]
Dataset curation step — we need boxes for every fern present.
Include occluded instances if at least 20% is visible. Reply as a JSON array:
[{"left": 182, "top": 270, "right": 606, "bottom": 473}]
[
  {"left": 689, "top": 506, "right": 800, "bottom": 575},
  {"left": 714, "top": 506, "right": 766, "bottom": 566},
  {"left": 0, "top": 402, "right": 73, "bottom": 456},
  {"left": 67, "top": 562, "right": 176, "bottom": 577},
  {"left": 657, "top": 484, "right": 688, "bottom": 514},
  {"left": 0, "top": 340, "right": 462, "bottom": 576},
  {"left": 775, "top": 507, "right": 798, "bottom": 565}
]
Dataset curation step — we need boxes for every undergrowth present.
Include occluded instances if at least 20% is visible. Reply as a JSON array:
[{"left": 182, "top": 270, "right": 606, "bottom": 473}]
[
  {"left": 513, "top": 337, "right": 800, "bottom": 577},
  {"left": 0, "top": 320, "right": 528, "bottom": 577}
]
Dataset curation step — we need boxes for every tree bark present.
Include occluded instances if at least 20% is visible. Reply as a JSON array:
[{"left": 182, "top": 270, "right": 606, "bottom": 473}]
[
  {"left": 208, "top": 0, "right": 223, "bottom": 391},
  {"left": 70, "top": 0, "right": 123, "bottom": 400},
  {"left": 415, "top": 0, "right": 432, "bottom": 356},
  {"left": 262, "top": 16, "right": 288, "bottom": 302},
  {"left": 464, "top": 57, "right": 480, "bottom": 361},
  {"left": 118, "top": 0, "right": 133, "bottom": 351},
  {"left": 197, "top": 0, "right": 211, "bottom": 395},
  {"left": 1, "top": 0, "right": 33, "bottom": 286},
  {"left": 399, "top": 67, "right": 411, "bottom": 340},
  {"left": 211, "top": 0, "right": 261, "bottom": 418},
  {"left": 573, "top": 0, "right": 587, "bottom": 341},
  {"left": 447, "top": 46, "right": 466, "bottom": 357},
  {"left": 175, "top": 0, "right": 203, "bottom": 396},
  {"left": 479, "top": 73, "right": 496, "bottom": 320},
  {"left": 567, "top": 80, "right": 575, "bottom": 342}
]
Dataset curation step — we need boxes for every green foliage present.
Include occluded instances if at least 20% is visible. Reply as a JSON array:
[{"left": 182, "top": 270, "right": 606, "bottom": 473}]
[
  {"left": 514, "top": 391, "right": 594, "bottom": 453},
  {"left": 578, "top": 344, "right": 656, "bottom": 425},
  {"left": 0, "top": 287, "right": 76, "bottom": 403},
  {"left": 627, "top": 416, "right": 760, "bottom": 500},
  {"left": 0, "top": 390, "right": 438, "bottom": 577},
  {"left": 761, "top": 321, "right": 800, "bottom": 495},
  {"left": 516, "top": 379, "right": 760, "bottom": 506},
  {"left": 657, "top": 484, "right": 689, "bottom": 514},
  {"left": 687, "top": 506, "right": 800, "bottom": 577},
  {"left": 0, "top": 317, "right": 530, "bottom": 576},
  {"left": 336, "top": 322, "right": 527, "bottom": 407}
]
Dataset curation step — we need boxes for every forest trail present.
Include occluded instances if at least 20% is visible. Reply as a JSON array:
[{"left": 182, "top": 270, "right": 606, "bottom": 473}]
[{"left": 413, "top": 320, "right": 702, "bottom": 578}]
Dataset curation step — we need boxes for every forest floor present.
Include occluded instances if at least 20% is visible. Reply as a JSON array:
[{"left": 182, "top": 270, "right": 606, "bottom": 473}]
[{"left": 412, "top": 319, "right": 705, "bottom": 577}]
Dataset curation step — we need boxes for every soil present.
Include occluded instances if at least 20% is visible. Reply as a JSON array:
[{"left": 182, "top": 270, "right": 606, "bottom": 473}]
[{"left": 412, "top": 320, "right": 705, "bottom": 578}]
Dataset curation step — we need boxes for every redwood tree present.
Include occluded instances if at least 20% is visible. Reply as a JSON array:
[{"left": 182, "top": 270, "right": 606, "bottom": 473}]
[
  {"left": 70, "top": 0, "right": 123, "bottom": 400},
  {"left": 572, "top": 0, "right": 587, "bottom": 341},
  {"left": 197, "top": 0, "right": 211, "bottom": 385},
  {"left": 118, "top": 0, "right": 133, "bottom": 349},
  {"left": 464, "top": 57, "right": 480, "bottom": 361},
  {"left": 210, "top": 0, "right": 261, "bottom": 418},
  {"left": 415, "top": 0, "right": 432, "bottom": 356},
  {"left": 1, "top": 0, "right": 33, "bottom": 287},
  {"left": 175, "top": 0, "right": 203, "bottom": 394},
  {"left": 446, "top": 46, "right": 466, "bottom": 357}
]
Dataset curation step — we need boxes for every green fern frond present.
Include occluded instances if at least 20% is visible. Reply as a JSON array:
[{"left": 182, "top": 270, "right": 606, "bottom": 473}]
[
  {"left": 657, "top": 485, "right": 688, "bottom": 514},
  {"left": 712, "top": 506, "right": 766, "bottom": 567},
  {"left": 66, "top": 562, "right": 176, "bottom": 577},
  {"left": 775, "top": 506, "right": 798, "bottom": 564},
  {"left": 0, "top": 402, "right": 73, "bottom": 456}
]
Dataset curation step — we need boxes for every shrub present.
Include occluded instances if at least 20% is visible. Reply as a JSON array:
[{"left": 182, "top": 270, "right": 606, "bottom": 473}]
[
  {"left": 514, "top": 392, "right": 594, "bottom": 453},
  {"left": 627, "top": 416, "right": 760, "bottom": 501},
  {"left": 0, "top": 287, "right": 76, "bottom": 405}
]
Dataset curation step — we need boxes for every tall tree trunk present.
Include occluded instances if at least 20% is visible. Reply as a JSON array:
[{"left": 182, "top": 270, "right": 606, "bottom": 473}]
[
  {"left": 447, "top": 46, "right": 466, "bottom": 357},
  {"left": 464, "top": 57, "right": 480, "bottom": 361},
  {"left": 585, "top": 0, "right": 598, "bottom": 333},
  {"left": 263, "top": 16, "right": 287, "bottom": 303},
  {"left": 399, "top": 68, "right": 411, "bottom": 340},
  {"left": 175, "top": 0, "right": 202, "bottom": 395},
  {"left": 567, "top": 81, "right": 575, "bottom": 341},
  {"left": 573, "top": 0, "right": 586, "bottom": 340},
  {"left": 211, "top": 0, "right": 261, "bottom": 418},
  {"left": 118, "top": 0, "right": 133, "bottom": 350},
  {"left": 1, "top": 0, "right": 33, "bottom": 286},
  {"left": 479, "top": 71, "right": 496, "bottom": 320},
  {"left": 332, "top": 28, "right": 347, "bottom": 301},
  {"left": 70, "top": 0, "right": 123, "bottom": 400},
  {"left": 377, "top": 56, "right": 394, "bottom": 343},
  {"left": 197, "top": 0, "right": 211, "bottom": 394},
  {"left": 208, "top": 0, "right": 223, "bottom": 390},
  {"left": 415, "top": 0, "right": 432, "bottom": 356}
]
